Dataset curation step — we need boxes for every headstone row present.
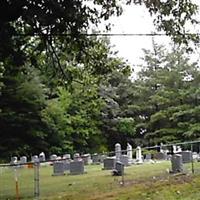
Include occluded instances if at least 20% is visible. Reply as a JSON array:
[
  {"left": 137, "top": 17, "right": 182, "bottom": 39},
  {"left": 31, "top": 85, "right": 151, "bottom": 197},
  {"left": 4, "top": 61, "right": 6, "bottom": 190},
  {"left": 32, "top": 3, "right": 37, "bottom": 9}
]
[{"left": 53, "top": 160, "right": 85, "bottom": 176}]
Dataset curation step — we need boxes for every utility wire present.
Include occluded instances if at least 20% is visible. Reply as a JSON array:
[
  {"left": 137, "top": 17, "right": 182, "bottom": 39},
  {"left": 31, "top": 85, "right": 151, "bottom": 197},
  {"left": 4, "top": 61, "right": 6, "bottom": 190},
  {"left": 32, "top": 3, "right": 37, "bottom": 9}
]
[{"left": 13, "top": 32, "right": 200, "bottom": 37}]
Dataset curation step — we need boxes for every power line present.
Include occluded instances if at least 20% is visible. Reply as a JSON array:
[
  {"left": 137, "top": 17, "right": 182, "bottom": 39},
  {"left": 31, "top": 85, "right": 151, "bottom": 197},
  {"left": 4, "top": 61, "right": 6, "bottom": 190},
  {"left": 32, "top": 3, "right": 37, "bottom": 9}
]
[{"left": 13, "top": 32, "right": 200, "bottom": 37}]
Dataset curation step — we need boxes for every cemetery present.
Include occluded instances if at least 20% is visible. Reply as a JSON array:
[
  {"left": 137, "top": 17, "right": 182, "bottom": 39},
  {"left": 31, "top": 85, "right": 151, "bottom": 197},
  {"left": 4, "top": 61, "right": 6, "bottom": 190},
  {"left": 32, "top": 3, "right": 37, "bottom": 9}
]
[
  {"left": 1, "top": 142, "right": 200, "bottom": 200},
  {"left": 1, "top": 0, "right": 200, "bottom": 199}
]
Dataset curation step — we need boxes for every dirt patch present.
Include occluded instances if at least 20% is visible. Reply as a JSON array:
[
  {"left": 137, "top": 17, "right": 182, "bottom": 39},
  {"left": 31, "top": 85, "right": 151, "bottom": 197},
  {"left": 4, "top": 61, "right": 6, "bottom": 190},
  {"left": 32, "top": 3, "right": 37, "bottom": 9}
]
[{"left": 121, "top": 173, "right": 193, "bottom": 187}]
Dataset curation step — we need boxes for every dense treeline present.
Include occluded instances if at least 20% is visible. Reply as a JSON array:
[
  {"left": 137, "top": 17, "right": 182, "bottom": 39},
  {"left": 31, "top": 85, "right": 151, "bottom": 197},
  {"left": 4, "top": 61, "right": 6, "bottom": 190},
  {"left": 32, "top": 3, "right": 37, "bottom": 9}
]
[
  {"left": 1, "top": 38, "right": 200, "bottom": 158},
  {"left": 0, "top": 0, "right": 200, "bottom": 159}
]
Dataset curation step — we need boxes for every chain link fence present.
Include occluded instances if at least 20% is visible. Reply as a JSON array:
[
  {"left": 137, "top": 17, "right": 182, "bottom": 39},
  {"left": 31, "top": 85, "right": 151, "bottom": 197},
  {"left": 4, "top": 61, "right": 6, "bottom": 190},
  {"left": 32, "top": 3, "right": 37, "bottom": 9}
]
[
  {"left": 0, "top": 163, "right": 35, "bottom": 199},
  {"left": 1, "top": 140, "right": 200, "bottom": 199}
]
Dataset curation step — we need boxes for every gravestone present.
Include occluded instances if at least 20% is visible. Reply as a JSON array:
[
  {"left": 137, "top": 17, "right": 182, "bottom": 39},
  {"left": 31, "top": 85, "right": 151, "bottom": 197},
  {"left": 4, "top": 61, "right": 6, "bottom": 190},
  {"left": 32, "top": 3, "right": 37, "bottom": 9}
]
[
  {"left": 70, "top": 161, "right": 84, "bottom": 175},
  {"left": 171, "top": 154, "right": 183, "bottom": 173},
  {"left": 193, "top": 152, "right": 198, "bottom": 160},
  {"left": 181, "top": 151, "right": 192, "bottom": 163},
  {"left": 32, "top": 155, "right": 39, "bottom": 163},
  {"left": 62, "top": 154, "right": 71, "bottom": 170},
  {"left": 136, "top": 146, "right": 143, "bottom": 164},
  {"left": 63, "top": 160, "right": 70, "bottom": 171},
  {"left": 73, "top": 153, "right": 81, "bottom": 161},
  {"left": 160, "top": 143, "right": 164, "bottom": 153},
  {"left": 173, "top": 145, "right": 182, "bottom": 153},
  {"left": 103, "top": 157, "right": 115, "bottom": 170},
  {"left": 120, "top": 155, "right": 129, "bottom": 166},
  {"left": 50, "top": 154, "right": 57, "bottom": 161},
  {"left": 177, "top": 146, "right": 182, "bottom": 153},
  {"left": 115, "top": 143, "right": 121, "bottom": 161},
  {"left": 92, "top": 153, "right": 100, "bottom": 164},
  {"left": 63, "top": 154, "right": 71, "bottom": 160},
  {"left": 53, "top": 161, "right": 65, "bottom": 176},
  {"left": 154, "top": 152, "right": 167, "bottom": 160},
  {"left": 113, "top": 161, "right": 124, "bottom": 176},
  {"left": 172, "top": 145, "right": 177, "bottom": 153},
  {"left": 100, "top": 154, "right": 107, "bottom": 163},
  {"left": 57, "top": 156, "right": 62, "bottom": 160},
  {"left": 127, "top": 143, "right": 133, "bottom": 165},
  {"left": 81, "top": 154, "right": 92, "bottom": 165},
  {"left": 39, "top": 152, "right": 46, "bottom": 162},
  {"left": 145, "top": 154, "right": 152, "bottom": 160},
  {"left": 11, "top": 156, "right": 18, "bottom": 164},
  {"left": 20, "top": 156, "right": 27, "bottom": 164}
]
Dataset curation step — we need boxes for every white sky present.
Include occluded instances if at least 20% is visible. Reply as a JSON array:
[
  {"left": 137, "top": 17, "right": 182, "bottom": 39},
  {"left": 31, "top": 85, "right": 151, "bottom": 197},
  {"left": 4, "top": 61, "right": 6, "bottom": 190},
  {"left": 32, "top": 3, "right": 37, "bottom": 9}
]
[
  {"left": 103, "top": 2, "right": 200, "bottom": 76},
  {"left": 109, "top": 5, "right": 168, "bottom": 67}
]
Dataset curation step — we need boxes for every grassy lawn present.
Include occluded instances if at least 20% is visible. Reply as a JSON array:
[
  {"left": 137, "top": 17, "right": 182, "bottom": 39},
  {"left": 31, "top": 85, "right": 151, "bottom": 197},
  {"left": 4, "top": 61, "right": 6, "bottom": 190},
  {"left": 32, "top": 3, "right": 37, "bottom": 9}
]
[{"left": 1, "top": 161, "right": 200, "bottom": 200}]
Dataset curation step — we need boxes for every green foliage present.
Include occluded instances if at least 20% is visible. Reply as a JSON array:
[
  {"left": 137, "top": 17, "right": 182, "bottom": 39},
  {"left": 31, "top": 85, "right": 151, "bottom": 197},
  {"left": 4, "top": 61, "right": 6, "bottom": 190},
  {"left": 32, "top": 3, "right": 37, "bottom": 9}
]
[
  {"left": 132, "top": 43, "right": 200, "bottom": 145},
  {"left": 0, "top": 65, "right": 47, "bottom": 157},
  {"left": 1, "top": 0, "right": 200, "bottom": 157},
  {"left": 117, "top": 117, "right": 136, "bottom": 136}
]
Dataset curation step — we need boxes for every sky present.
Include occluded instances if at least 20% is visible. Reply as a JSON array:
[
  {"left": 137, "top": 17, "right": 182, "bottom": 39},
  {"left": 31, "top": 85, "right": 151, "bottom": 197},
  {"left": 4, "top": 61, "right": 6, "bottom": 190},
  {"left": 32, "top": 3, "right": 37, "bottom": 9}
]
[{"left": 103, "top": 2, "right": 200, "bottom": 76}]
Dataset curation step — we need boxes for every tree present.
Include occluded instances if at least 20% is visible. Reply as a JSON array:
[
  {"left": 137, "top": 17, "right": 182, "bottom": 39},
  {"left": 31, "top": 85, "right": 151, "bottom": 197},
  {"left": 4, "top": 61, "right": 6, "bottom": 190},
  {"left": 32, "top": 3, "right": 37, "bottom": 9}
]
[
  {"left": 134, "top": 43, "right": 200, "bottom": 145},
  {"left": 99, "top": 68, "right": 139, "bottom": 149},
  {"left": 41, "top": 36, "right": 129, "bottom": 154},
  {"left": 0, "top": 0, "right": 198, "bottom": 81},
  {"left": 0, "top": 64, "right": 47, "bottom": 158},
  {"left": 0, "top": 0, "right": 199, "bottom": 157}
]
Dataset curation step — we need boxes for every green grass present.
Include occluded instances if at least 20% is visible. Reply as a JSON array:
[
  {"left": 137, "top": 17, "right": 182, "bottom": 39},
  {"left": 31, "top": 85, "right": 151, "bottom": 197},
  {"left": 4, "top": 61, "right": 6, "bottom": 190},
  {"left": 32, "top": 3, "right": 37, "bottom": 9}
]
[{"left": 1, "top": 161, "right": 200, "bottom": 200}]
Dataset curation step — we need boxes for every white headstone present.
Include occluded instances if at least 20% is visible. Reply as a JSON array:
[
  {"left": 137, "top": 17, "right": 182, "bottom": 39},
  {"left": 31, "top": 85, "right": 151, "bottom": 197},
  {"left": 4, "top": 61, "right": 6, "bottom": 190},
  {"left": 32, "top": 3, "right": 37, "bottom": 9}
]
[
  {"left": 81, "top": 154, "right": 92, "bottom": 165},
  {"left": 39, "top": 152, "right": 46, "bottom": 162},
  {"left": 127, "top": 143, "right": 133, "bottom": 165},
  {"left": 173, "top": 145, "right": 176, "bottom": 153},
  {"left": 173, "top": 145, "right": 182, "bottom": 153},
  {"left": 63, "top": 154, "right": 71, "bottom": 160},
  {"left": 32, "top": 155, "right": 39, "bottom": 163},
  {"left": 177, "top": 146, "right": 182, "bottom": 153},
  {"left": 136, "top": 146, "right": 143, "bottom": 164},
  {"left": 50, "top": 154, "right": 57, "bottom": 161},
  {"left": 20, "top": 156, "right": 27, "bottom": 164},
  {"left": 115, "top": 143, "right": 121, "bottom": 161},
  {"left": 11, "top": 156, "right": 18, "bottom": 164},
  {"left": 160, "top": 143, "right": 164, "bottom": 153},
  {"left": 74, "top": 153, "right": 82, "bottom": 161}
]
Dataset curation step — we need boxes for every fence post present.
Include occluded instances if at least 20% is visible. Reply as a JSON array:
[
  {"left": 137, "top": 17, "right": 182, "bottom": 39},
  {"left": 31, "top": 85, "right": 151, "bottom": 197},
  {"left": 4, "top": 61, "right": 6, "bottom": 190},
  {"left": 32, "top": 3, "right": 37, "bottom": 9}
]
[
  {"left": 34, "top": 162, "right": 40, "bottom": 199},
  {"left": 14, "top": 168, "right": 20, "bottom": 200},
  {"left": 191, "top": 144, "right": 194, "bottom": 174}
]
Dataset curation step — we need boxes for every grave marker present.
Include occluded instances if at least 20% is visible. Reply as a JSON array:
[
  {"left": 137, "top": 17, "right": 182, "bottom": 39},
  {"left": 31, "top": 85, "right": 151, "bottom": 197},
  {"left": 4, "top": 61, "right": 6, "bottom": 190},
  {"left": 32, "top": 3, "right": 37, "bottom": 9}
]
[
  {"left": 32, "top": 155, "right": 39, "bottom": 163},
  {"left": 154, "top": 152, "right": 167, "bottom": 160},
  {"left": 81, "top": 154, "right": 92, "bottom": 165},
  {"left": 103, "top": 157, "right": 115, "bottom": 170},
  {"left": 11, "top": 156, "right": 18, "bottom": 164},
  {"left": 53, "top": 161, "right": 65, "bottom": 176},
  {"left": 20, "top": 156, "right": 27, "bottom": 164},
  {"left": 50, "top": 154, "right": 57, "bottom": 161},
  {"left": 115, "top": 143, "right": 121, "bottom": 161},
  {"left": 171, "top": 154, "right": 183, "bottom": 173},
  {"left": 70, "top": 161, "right": 84, "bottom": 175},
  {"left": 39, "top": 152, "right": 46, "bottom": 162},
  {"left": 136, "top": 146, "right": 143, "bottom": 164},
  {"left": 92, "top": 153, "right": 100, "bottom": 164},
  {"left": 127, "top": 143, "right": 133, "bottom": 165},
  {"left": 113, "top": 161, "right": 124, "bottom": 176},
  {"left": 181, "top": 151, "right": 192, "bottom": 163},
  {"left": 120, "top": 155, "right": 129, "bottom": 166}
]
